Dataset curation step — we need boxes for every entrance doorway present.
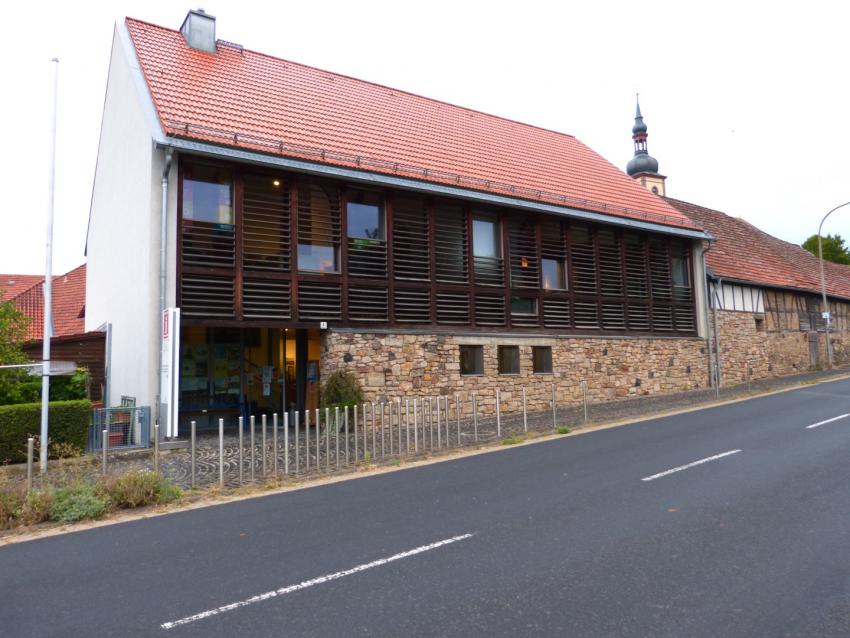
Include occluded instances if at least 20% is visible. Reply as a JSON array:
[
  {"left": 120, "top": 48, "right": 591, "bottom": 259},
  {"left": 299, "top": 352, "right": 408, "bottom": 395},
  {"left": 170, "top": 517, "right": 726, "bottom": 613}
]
[{"left": 179, "top": 326, "right": 321, "bottom": 431}]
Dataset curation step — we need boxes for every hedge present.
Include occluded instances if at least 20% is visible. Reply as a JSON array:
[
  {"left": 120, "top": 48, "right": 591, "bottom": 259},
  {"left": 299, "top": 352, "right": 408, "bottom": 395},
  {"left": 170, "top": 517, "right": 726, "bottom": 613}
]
[{"left": 0, "top": 400, "right": 91, "bottom": 464}]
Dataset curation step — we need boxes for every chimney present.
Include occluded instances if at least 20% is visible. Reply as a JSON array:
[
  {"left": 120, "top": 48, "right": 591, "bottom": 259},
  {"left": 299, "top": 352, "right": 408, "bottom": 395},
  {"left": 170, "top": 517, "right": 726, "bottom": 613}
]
[{"left": 180, "top": 9, "right": 216, "bottom": 53}]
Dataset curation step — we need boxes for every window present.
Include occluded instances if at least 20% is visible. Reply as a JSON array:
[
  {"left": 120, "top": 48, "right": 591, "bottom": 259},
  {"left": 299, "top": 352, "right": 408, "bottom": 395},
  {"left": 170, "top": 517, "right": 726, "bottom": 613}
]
[
  {"left": 671, "top": 253, "right": 689, "bottom": 288},
  {"left": 298, "top": 183, "right": 340, "bottom": 273},
  {"left": 473, "top": 217, "right": 500, "bottom": 258},
  {"left": 511, "top": 296, "right": 537, "bottom": 316},
  {"left": 183, "top": 164, "right": 233, "bottom": 224},
  {"left": 347, "top": 190, "right": 384, "bottom": 240},
  {"left": 498, "top": 345, "right": 520, "bottom": 375},
  {"left": 532, "top": 346, "right": 553, "bottom": 374},
  {"left": 541, "top": 258, "right": 566, "bottom": 290},
  {"left": 460, "top": 345, "right": 483, "bottom": 376}
]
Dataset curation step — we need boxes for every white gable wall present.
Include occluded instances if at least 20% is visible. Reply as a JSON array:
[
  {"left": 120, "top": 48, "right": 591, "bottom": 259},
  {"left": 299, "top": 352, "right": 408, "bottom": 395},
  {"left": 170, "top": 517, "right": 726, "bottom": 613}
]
[{"left": 86, "top": 24, "right": 177, "bottom": 409}]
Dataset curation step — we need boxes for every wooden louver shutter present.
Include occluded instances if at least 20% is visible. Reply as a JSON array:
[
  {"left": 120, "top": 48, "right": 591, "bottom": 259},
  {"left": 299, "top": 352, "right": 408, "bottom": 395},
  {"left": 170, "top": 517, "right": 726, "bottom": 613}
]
[
  {"left": 393, "top": 196, "right": 430, "bottom": 280},
  {"left": 508, "top": 217, "right": 538, "bottom": 288},
  {"left": 434, "top": 205, "right": 468, "bottom": 284},
  {"left": 570, "top": 224, "right": 597, "bottom": 295},
  {"left": 242, "top": 174, "right": 291, "bottom": 272},
  {"left": 297, "top": 182, "right": 341, "bottom": 266}
]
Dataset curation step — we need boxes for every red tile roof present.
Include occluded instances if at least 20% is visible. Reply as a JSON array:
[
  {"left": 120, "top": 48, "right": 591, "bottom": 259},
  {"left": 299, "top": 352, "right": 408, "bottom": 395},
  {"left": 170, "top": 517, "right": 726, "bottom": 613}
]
[
  {"left": 125, "top": 18, "right": 701, "bottom": 232},
  {"left": 7, "top": 265, "right": 88, "bottom": 341},
  {"left": 0, "top": 275, "right": 43, "bottom": 302},
  {"left": 665, "top": 198, "right": 850, "bottom": 300}
]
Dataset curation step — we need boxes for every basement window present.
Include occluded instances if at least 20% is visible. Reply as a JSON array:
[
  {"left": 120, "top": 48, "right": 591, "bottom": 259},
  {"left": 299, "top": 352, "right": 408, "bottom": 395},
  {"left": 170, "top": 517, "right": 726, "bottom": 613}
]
[
  {"left": 532, "top": 346, "right": 553, "bottom": 374},
  {"left": 460, "top": 345, "right": 483, "bottom": 376},
  {"left": 498, "top": 345, "right": 520, "bottom": 375}
]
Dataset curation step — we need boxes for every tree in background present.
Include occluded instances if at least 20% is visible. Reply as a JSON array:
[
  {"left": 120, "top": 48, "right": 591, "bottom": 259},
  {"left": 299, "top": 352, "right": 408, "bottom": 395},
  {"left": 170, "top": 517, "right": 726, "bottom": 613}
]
[
  {"left": 0, "top": 296, "right": 90, "bottom": 405},
  {"left": 0, "top": 297, "right": 37, "bottom": 405},
  {"left": 802, "top": 233, "right": 850, "bottom": 265}
]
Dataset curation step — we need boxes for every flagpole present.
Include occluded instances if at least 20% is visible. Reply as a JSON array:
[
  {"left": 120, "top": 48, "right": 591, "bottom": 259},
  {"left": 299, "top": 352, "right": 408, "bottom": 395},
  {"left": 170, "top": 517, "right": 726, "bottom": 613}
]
[{"left": 41, "top": 57, "right": 59, "bottom": 473}]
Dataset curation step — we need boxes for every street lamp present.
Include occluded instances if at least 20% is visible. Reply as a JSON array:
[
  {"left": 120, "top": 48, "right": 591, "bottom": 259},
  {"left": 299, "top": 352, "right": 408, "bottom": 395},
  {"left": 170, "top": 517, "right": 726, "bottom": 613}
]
[{"left": 817, "top": 201, "right": 850, "bottom": 369}]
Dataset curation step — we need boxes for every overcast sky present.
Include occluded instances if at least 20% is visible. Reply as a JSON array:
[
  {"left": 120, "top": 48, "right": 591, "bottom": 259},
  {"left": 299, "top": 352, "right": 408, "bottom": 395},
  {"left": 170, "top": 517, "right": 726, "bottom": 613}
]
[{"left": 3, "top": 0, "right": 849, "bottom": 275}]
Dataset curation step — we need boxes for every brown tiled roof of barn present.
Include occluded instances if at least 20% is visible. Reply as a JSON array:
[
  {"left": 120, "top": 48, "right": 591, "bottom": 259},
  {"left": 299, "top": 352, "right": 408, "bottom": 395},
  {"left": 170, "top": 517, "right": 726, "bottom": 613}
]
[{"left": 665, "top": 197, "right": 850, "bottom": 300}]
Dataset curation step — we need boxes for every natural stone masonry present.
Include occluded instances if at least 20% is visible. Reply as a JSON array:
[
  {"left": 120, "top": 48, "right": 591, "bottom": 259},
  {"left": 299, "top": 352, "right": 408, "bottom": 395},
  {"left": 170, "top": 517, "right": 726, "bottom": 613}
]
[
  {"left": 708, "top": 309, "right": 850, "bottom": 385},
  {"left": 321, "top": 330, "right": 710, "bottom": 414}
]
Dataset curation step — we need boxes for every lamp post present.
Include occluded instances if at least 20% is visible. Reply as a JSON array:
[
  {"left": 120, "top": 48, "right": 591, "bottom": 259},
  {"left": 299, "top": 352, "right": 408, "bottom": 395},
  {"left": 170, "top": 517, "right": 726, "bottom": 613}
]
[{"left": 817, "top": 201, "right": 850, "bottom": 369}]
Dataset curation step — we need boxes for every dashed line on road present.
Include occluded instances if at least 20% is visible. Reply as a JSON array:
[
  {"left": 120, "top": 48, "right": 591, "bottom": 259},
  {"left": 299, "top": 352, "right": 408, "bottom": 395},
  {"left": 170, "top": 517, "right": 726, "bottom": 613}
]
[
  {"left": 805, "top": 414, "right": 850, "bottom": 430},
  {"left": 160, "top": 532, "right": 476, "bottom": 630},
  {"left": 641, "top": 449, "right": 742, "bottom": 482}
]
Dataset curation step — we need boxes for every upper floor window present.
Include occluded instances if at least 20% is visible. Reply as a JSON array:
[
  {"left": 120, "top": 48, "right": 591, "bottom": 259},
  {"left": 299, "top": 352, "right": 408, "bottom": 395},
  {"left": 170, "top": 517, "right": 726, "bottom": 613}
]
[
  {"left": 473, "top": 217, "right": 500, "bottom": 258},
  {"left": 541, "top": 258, "right": 566, "bottom": 290},
  {"left": 298, "top": 183, "right": 340, "bottom": 273},
  {"left": 347, "top": 190, "right": 384, "bottom": 241},
  {"left": 183, "top": 164, "right": 233, "bottom": 225}
]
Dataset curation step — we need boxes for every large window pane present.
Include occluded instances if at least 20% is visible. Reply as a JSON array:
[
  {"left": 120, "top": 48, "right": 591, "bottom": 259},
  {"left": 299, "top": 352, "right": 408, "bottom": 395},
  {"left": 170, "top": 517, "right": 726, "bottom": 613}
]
[
  {"left": 297, "top": 245, "right": 337, "bottom": 273},
  {"left": 541, "top": 258, "right": 566, "bottom": 290},
  {"left": 347, "top": 191, "right": 384, "bottom": 240},
  {"left": 532, "top": 346, "right": 553, "bottom": 374},
  {"left": 510, "top": 296, "right": 537, "bottom": 316},
  {"left": 183, "top": 164, "right": 233, "bottom": 224},
  {"left": 473, "top": 217, "right": 500, "bottom": 258}
]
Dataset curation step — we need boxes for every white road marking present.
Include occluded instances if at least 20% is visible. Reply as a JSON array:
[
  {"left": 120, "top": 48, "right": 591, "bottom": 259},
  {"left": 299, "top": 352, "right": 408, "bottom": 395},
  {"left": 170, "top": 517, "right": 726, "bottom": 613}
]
[
  {"left": 160, "top": 532, "right": 475, "bottom": 630},
  {"left": 641, "top": 449, "right": 742, "bottom": 482},
  {"left": 805, "top": 414, "right": 850, "bottom": 429}
]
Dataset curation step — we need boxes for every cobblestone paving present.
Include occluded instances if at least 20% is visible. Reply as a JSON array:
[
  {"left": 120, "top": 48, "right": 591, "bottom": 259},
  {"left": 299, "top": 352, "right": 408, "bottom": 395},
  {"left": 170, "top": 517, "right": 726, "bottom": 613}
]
[{"left": 7, "top": 366, "right": 848, "bottom": 492}]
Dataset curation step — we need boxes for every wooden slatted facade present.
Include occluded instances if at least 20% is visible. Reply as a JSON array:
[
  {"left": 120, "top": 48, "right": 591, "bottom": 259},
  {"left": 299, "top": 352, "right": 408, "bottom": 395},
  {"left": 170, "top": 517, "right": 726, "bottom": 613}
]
[{"left": 177, "top": 158, "right": 698, "bottom": 336}]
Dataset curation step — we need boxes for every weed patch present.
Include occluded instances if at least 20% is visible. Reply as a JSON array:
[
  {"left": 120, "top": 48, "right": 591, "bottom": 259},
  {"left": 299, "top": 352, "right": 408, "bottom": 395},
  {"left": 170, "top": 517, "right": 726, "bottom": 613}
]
[
  {"left": 49, "top": 484, "right": 109, "bottom": 523},
  {"left": 501, "top": 436, "right": 523, "bottom": 446},
  {"left": 557, "top": 427, "right": 571, "bottom": 434},
  {"left": 103, "top": 470, "right": 182, "bottom": 509}
]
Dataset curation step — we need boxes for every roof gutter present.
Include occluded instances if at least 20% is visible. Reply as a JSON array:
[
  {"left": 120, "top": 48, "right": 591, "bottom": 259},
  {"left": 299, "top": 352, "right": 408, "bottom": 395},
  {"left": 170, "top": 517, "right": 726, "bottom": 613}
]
[{"left": 157, "top": 136, "right": 712, "bottom": 242}]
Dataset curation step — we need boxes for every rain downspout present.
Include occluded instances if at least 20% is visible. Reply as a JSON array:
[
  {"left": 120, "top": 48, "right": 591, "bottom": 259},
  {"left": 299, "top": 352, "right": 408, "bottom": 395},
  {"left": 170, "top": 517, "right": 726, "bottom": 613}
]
[
  {"left": 712, "top": 276, "right": 723, "bottom": 389},
  {"left": 158, "top": 148, "right": 173, "bottom": 427},
  {"left": 701, "top": 241, "right": 716, "bottom": 390}
]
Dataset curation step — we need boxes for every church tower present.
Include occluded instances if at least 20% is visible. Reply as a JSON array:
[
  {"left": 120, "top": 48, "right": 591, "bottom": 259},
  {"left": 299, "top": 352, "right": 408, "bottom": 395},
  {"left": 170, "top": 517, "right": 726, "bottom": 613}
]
[{"left": 626, "top": 96, "right": 667, "bottom": 196}]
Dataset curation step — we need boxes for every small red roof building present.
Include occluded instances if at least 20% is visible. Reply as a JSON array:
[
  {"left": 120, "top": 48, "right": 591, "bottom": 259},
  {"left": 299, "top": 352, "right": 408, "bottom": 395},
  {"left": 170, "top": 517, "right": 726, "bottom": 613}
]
[{"left": 4, "top": 265, "right": 88, "bottom": 341}]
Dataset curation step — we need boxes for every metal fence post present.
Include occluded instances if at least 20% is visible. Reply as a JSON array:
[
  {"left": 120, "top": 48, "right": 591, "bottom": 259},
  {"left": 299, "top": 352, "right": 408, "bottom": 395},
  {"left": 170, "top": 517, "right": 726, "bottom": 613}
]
[
  {"left": 238, "top": 416, "right": 244, "bottom": 484},
  {"left": 305, "top": 410, "right": 311, "bottom": 472},
  {"left": 379, "top": 402, "right": 385, "bottom": 458},
  {"left": 218, "top": 417, "right": 224, "bottom": 489},
  {"left": 102, "top": 429, "right": 108, "bottom": 477},
  {"left": 522, "top": 386, "right": 528, "bottom": 433},
  {"left": 371, "top": 402, "right": 377, "bottom": 459},
  {"left": 316, "top": 408, "right": 321, "bottom": 469},
  {"left": 273, "top": 413, "right": 279, "bottom": 477},
  {"left": 581, "top": 380, "right": 588, "bottom": 424},
  {"left": 428, "top": 397, "right": 434, "bottom": 449},
  {"left": 283, "top": 412, "right": 289, "bottom": 475},
  {"left": 250, "top": 415, "right": 256, "bottom": 482},
  {"left": 552, "top": 383, "right": 557, "bottom": 429},
  {"left": 190, "top": 420, "right": 197, "bottom": 489},
  {"left": 335, "top": 406, "right": 340, "bottom": 470},
  {"left": 396, "top": 398, "right": 402, "bottom": 454},
  {"left": 456, "top": 393, "right": 461, "bottom": 447},
  {"left": 262, "top": 414, "right": 268, "bottom": 478},
  {"left": 295, "top": 411, "right": 300, "bottom": 474},
  {"left": 325, "top": 407, "right": 331, "bottom": 472},
  {"left": 413, "top": 398, "right": 419, "bottom": 453},
  {"left": 746, "top": 363, "right": 751, "bottom": 393},
  {"left": 472, "top": 393, "right": 478, "bottom": 442},
  {"left": 496, "top": 389, "right": 502, "bottom": 438},
  {"left": 344, "top": 406, "right": 350, "bottom": 465},
  {"left": 405, "top": 399, "right": 410, "bottom": 453},
  {"left": 437, "top": 395, "right": 443, "bottom": 450},
  {"left": 153, "top": 423, "right": 160, "bottom": 474},
  {"left": 354, "top": 404, "right": 360, "bottom": 462},
  {"left": 26, "top": 437, "right": 34, "bottom": 492},
  {"left": 387, "top": 401, "right": 393, "bottom": 455}
]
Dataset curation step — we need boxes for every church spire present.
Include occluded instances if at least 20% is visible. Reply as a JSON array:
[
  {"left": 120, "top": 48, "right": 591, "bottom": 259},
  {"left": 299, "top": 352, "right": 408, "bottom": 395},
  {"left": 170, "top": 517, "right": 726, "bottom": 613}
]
[{"left": 626, "top": 95, "right": 666, "bottom": 196}]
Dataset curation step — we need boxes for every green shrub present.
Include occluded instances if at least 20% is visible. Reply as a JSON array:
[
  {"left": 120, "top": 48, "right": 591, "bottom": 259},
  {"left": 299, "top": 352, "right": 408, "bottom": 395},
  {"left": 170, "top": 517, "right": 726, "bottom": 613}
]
[
  {"left": 557, "top": 426, "right": 571, "bottom": 434},
  {"left": 320, "top": 370, "right": 364, "bottom": 410},
  {"left": 103, "top": 470, "right": 181, "bottom": 509},
  {"left": 49, "top": 484, "right": 108, "bottom": 523},
  {"left": 0, "top": 400, "right": 91, "bottom": 464}
]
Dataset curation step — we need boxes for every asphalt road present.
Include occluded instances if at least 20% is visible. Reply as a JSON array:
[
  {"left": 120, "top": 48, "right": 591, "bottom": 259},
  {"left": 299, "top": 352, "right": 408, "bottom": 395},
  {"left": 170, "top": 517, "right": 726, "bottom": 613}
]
[{"left": 3, "top": 378, "right": 850, "bottom": 637}]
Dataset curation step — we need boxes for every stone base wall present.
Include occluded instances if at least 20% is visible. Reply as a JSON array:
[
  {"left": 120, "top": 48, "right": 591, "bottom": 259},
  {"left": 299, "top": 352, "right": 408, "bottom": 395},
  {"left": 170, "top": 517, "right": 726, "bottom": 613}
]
[
  {"left": 710, "top": 310, "right": 850, "bottom": 384},
  {"left": 321, "top": 331, "right": 709, "bottom": 415}
]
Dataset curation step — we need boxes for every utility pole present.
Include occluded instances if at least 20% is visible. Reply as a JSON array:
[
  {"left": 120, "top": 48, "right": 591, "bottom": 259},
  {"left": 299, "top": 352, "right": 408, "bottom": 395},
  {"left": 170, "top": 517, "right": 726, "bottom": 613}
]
[
  {"left": 817, "top": 201, "right": 850, "bottom": 370},
  {"left": 41, "top": 58, "right": 59, "bottom": 473}
]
